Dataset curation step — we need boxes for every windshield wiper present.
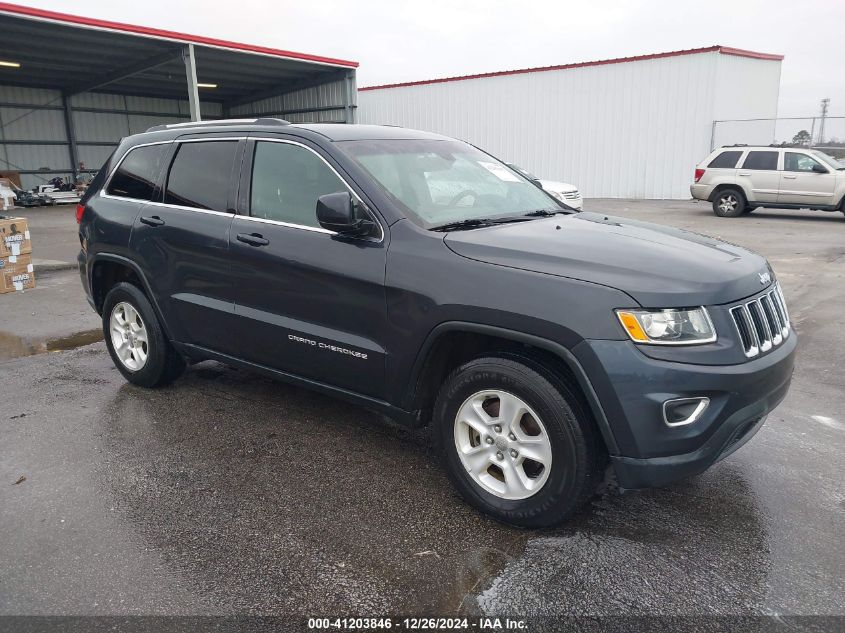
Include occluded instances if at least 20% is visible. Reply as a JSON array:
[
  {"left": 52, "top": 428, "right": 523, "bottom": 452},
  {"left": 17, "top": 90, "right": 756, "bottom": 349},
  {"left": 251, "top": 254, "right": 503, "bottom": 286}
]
[
  {"left": 523, "top": 208, "right": 567, "bottom": 217},
  {"left": 431, "top": 218, "right": 495, "bottom": 232},
  {"left": 431, "top": 216, "right": 533, "bottom": 232}
]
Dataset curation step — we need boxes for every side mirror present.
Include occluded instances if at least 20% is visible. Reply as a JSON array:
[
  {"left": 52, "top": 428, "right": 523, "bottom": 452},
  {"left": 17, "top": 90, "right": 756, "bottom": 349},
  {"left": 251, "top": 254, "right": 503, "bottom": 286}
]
[
  {"left": 316, "top": 191, "right": 374, "bottom": 236},
  {"left": 812, "top": 163, "right": 828, "bottom": 174}
]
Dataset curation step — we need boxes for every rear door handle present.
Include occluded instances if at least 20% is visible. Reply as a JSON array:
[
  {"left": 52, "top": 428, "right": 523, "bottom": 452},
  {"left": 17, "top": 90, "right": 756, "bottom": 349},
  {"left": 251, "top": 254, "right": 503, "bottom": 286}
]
[
  {"left": 236, "top": 232, "right": 269, "bottom": 247},
  {"left": 139, "top": 215, "right": 165, "bottom": 227},
  {"left": 738, "top": 172, "right": 751, "bottom": 177},
  {"left": 783, "top": 175, "right": 797, "bottom": 179}
]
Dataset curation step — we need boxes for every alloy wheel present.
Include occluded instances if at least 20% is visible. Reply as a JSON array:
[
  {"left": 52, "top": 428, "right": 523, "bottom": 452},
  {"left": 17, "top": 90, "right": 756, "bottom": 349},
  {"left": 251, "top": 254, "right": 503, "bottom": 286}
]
[
  {"left": 109, "top": 301, "right": 149, "bottom": 371},
  {"left": 719, "top": 194, "right": 738, "bottom": 213},
  {"left": 453, "top": 390, "right": 552, "bottom": 500}
]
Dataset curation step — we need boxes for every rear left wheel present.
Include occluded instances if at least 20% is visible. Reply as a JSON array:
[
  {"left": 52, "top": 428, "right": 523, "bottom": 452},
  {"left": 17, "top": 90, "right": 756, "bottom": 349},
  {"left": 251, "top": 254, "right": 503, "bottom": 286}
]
[
  {"left": 102, "top": 282, "right": 185, "bottom": 388},
  {"left": 434, "top": 355, "right": 602, "bottom": 527},
  {"left": 712, "top": 188, "right": 745, "bottom": 217}
]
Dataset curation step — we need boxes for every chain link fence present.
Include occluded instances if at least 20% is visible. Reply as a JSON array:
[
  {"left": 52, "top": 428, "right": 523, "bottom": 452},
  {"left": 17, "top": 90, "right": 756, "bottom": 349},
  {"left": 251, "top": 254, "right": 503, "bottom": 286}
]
[{"left": 711, "top": 116, "right": 845, "bottom": 159}]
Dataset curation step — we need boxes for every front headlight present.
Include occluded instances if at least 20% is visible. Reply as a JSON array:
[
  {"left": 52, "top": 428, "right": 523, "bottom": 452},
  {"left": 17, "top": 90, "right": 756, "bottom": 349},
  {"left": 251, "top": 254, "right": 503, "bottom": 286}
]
[{"left": 616, "top": 307, "right": 716, "bottom": 345}]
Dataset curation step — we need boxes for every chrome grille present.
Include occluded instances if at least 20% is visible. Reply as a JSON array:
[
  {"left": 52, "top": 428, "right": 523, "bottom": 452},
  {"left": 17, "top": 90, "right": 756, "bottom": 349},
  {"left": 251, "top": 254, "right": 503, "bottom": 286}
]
[
  {"left": 562, "top": 191, "right": 581, "bottom": 200},
  {"left": 729, "top": 283, "right": 790, "bottom": 358}
]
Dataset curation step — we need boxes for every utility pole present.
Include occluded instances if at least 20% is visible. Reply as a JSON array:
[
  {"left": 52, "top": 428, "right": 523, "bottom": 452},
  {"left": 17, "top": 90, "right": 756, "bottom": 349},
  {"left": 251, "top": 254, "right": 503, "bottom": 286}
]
[{"left": 817, "top": 98, "right": 830, "bottom": 145}]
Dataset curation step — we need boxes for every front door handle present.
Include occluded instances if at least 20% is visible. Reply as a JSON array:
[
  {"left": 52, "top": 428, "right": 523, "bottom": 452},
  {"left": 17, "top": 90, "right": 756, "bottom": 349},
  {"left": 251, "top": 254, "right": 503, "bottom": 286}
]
[
  {"left": 738, "top": 172, "right": 751, "bottom": 177},
  {"left": 139, "top": 215, "right": 165, "bottom": 227},
  {"left": 783, "top": 175, "right": 797, "bottom": 179},
  {"left": 236, "top": 232, "right": 269, "bottom": 247}
]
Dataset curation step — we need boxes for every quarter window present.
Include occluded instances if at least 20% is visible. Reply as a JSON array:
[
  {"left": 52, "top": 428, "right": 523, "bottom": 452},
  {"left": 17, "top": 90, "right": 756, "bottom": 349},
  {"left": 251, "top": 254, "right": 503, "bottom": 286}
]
[
  {"left": 707, "top": 151, "right": 742, "bottom": 169},
  {"left": 250, "top": 141, "right": 348, "bottom": 228},
  {"left": 164, "top": 141, "right": 238, "bottom": 211},
  {"left": 784, "top": 152, "right": 826, "bottom": 173},
  {"left": 106, "top": 144, "right": 167, "bottom": 201},
  {"left": 741, "top": 151, "right": 778, "bottom": 171}
]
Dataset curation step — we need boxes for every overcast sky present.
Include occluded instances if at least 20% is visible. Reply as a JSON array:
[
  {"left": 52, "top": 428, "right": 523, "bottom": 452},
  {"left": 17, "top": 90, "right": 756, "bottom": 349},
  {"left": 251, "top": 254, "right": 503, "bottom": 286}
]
[{"left": 26, "top": 0, "right": 845, "bottom": 120}]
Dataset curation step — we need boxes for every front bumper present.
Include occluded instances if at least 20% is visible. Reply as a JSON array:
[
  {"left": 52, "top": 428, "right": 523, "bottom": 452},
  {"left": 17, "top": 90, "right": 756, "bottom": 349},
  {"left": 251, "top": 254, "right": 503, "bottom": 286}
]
[
  {"left": 573, "top": 332, "right": 797, "bottom": 488},
  {"left": 566, "top": 197, "right": 584, "bottom": 211}
]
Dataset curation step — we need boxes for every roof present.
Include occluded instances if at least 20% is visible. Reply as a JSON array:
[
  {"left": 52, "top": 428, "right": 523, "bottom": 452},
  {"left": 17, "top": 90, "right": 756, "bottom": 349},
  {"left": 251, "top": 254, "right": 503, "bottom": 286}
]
[
  {"left": 293, "top": 123, "right": 450, "bottom": 142},
  {"left": 0, "top": 2, "right": 356, "bottom": 103},
  {"left": 359, "top": 45, "right": 783, "bottom": 92},
  {"left": 133, "top": 120, "right": 450, "bottom": 144}
]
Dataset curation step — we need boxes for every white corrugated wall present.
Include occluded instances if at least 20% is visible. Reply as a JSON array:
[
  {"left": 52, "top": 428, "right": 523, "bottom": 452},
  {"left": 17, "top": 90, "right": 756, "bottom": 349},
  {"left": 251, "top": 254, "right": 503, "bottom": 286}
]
[{"left": 357, "top": 51, "right": 783, "bottom": 199}]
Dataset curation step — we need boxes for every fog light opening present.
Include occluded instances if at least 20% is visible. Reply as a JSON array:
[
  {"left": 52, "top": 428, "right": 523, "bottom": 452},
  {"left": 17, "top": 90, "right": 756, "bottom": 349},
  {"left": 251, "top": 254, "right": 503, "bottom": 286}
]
[{"left": 663, "top": 397, "right": 710, "bottom": 427}]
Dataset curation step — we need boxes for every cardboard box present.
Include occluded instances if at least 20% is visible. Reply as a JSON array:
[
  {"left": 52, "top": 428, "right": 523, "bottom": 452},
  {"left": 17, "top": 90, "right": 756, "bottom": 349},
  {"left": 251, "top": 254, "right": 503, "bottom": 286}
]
[
  {"left": 0, "top": 171, "right": 22, "bottom": 188},
  {"left": 0, "top": 252, "right": 36, "bottom": 293},
  {"left": 0, "top": 217, "right": 31, "bottom": 258}
]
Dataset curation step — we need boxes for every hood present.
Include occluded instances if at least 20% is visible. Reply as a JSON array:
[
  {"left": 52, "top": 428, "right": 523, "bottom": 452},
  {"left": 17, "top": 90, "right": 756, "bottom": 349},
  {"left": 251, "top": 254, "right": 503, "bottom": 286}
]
[
  {"left": 443, "top": 212, "right": 772, "bottom": 307},
  {"left": 537, "top": 179, "right": 577, "bottom": 193}
]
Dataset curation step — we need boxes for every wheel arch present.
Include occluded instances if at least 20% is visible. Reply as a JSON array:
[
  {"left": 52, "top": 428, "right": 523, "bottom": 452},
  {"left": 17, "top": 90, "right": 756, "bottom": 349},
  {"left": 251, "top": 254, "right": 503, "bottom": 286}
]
[
  {"left": 89, "top": 253, "right": 174, "bottom": 341},
  {"left": 405, "top": 322, "right": 620, "bottom": 455},
  {"left": 708, "top": 183, "right": 749, "bottom": 203}
]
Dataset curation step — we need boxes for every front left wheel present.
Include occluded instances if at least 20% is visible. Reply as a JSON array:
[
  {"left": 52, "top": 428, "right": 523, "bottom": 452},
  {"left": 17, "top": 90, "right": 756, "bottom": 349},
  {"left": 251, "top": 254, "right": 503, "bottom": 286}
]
[
  {"left": 102, "top": 282, "right": 185, "bottom": 388},
  {"left": 434, "top": 355, "right": 602, "bottom": 527}
]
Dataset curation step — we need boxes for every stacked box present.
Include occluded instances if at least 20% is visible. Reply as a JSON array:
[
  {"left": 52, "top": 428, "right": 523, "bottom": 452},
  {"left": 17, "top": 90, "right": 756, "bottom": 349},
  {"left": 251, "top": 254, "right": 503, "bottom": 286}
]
[
  {"left": 0, "top": 252, "right": 35, "bottom": 293},
  {"left": 0, "top": 216, "right": 35, "bottom": 294}
]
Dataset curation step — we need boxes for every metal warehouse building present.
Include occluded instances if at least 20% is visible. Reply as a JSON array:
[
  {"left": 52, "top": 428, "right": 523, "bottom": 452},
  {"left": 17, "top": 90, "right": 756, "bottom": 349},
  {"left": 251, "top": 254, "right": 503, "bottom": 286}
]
[
  {"left": 358, "top": 46, "right": 783, "bottom": 200},
  {"left": 0, "top": 3, "right": 358, "bottom": 190}
]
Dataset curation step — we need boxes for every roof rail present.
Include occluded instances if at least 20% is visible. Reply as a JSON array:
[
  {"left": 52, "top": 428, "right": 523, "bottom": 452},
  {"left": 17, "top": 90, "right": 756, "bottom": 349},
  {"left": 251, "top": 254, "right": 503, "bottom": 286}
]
[
  {"left": 721, "top": 143, "right": 748, "bottom": 147},
  {"left": 145, "top": 117, "right": 290, "bottom": 133}
]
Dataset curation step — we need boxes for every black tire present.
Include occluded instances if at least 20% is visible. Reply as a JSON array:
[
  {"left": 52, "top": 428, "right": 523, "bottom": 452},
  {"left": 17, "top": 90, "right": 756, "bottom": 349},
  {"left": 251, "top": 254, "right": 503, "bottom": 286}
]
[
  {"left": 743, "top": 206, "right": 756, "bottom": 214},
  {"left": 712, "top": 188, "right": 745, "bottom": 217},
  {"left": 434, "top": 355, "right": 602, "bottom": 528},
  {"left": 102, "top": 282, "right": 185, "bottom": 388}
]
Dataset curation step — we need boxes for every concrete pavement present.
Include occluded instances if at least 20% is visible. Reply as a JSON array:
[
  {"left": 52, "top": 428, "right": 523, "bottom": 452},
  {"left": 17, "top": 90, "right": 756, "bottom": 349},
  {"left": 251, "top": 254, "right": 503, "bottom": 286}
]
[{"left": 0, "top": 199, "right": 843, "bottom": 620}]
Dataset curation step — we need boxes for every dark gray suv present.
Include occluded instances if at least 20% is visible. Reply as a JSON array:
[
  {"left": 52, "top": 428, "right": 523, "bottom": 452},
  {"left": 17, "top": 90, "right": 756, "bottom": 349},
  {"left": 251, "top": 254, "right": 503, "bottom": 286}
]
[{"left": 76, "top": 119, "right": 797, "bottom": 527}]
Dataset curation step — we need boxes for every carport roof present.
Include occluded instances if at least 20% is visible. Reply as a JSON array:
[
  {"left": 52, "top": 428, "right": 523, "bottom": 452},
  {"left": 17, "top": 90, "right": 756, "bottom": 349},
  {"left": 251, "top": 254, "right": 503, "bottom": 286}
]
[{"left": 0, "top": 2, "right": 358, "bottom": 104}]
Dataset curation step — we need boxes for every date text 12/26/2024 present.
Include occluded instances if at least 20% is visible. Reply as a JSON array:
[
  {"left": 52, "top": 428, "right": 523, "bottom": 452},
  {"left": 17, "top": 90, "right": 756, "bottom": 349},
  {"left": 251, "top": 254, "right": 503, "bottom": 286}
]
[{"left": 307, "top": 617, "right": 527, "bottom": 630}]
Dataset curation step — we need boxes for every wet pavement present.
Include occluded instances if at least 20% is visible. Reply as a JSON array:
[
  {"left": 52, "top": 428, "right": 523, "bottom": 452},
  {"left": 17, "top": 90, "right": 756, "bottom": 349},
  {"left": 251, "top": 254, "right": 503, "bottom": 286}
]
[{"left": 1, "top": 200, "right": 843, "bottom": 619}]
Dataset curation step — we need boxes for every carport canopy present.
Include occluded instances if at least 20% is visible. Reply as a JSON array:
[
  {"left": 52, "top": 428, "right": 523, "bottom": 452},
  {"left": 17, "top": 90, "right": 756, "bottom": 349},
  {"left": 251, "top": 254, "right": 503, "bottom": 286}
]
[
  {"left": 0, "top": 2, "right": 357, "bottom": 182},
  {"left": 0, "top": 2, "right": 357, "bottom": 109}
]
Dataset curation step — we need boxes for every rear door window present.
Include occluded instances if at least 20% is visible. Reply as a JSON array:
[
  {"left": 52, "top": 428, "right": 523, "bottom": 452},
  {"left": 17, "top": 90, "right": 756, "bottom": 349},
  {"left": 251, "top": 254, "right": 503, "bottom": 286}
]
[
  {"left": 165, "top": 141, "right": 239, "bottom": 211},
  {"left": 741, "top": 151, "right": 778, "bottom": 171},
  {"left": 708, "top": 151, "right": 742, "bottom": 168},
  {"left": 106, "top": 144, "right": 168, "bottom": 201}
]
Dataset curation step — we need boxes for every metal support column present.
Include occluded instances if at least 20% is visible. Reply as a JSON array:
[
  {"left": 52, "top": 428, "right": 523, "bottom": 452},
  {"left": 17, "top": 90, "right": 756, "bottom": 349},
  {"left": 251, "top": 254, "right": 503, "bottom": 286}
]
[
  {"left": 183, "top": 44, "right": 202, "bottom": 122},
  {"left": 62, "top": 94, "right": 79, "bottom": 182},
  {"left": 344, "top": 70, "right": 356, "bottom": 124}
]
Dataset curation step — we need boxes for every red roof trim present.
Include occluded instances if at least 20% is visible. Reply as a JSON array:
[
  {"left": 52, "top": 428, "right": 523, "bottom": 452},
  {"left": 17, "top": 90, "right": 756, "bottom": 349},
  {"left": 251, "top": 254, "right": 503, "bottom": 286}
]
[
  {"left": 359, "top": 45, "right": 782, "bottom": 91},
  {"left": 717, "top": 46, "right": 784, "bottom": 61},
  {"left": 0, "top": 2, "right": 358, "bottom": 68}
]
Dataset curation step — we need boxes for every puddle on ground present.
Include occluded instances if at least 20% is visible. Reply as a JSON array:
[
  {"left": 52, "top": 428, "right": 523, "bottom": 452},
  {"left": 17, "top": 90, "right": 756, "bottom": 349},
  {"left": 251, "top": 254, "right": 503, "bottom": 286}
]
[{"left": 0, "top": 328, "right": 102, "bottom": 361}]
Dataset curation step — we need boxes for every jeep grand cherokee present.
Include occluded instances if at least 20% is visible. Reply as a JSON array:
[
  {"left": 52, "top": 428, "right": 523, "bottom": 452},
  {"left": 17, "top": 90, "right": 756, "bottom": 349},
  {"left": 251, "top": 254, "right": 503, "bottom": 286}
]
[{"left": 77, "top": 119, "right": 797, "bottom": 527}]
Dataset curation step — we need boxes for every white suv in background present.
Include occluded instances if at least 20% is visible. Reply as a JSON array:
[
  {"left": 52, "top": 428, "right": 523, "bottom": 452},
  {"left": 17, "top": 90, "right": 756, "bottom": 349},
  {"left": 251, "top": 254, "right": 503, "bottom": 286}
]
[
  {"left": 691, "top": 146, "right": 845, "bottom": 218},
  {"left": 507, "top": 163, "right": 583, "bottom": 210}
]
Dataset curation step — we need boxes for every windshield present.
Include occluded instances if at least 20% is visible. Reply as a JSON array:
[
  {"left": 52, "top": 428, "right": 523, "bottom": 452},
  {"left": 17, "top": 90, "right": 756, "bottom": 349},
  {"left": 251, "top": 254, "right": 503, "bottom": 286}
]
[
  {"left": 811, "top": 150, "right": 845, "bottom": 170},
  {"left": 338, "top": 139, "right": 563, "bottom": 229},
  {"left": 506, "top": 163, "right": 538, "bottom": 180}
]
